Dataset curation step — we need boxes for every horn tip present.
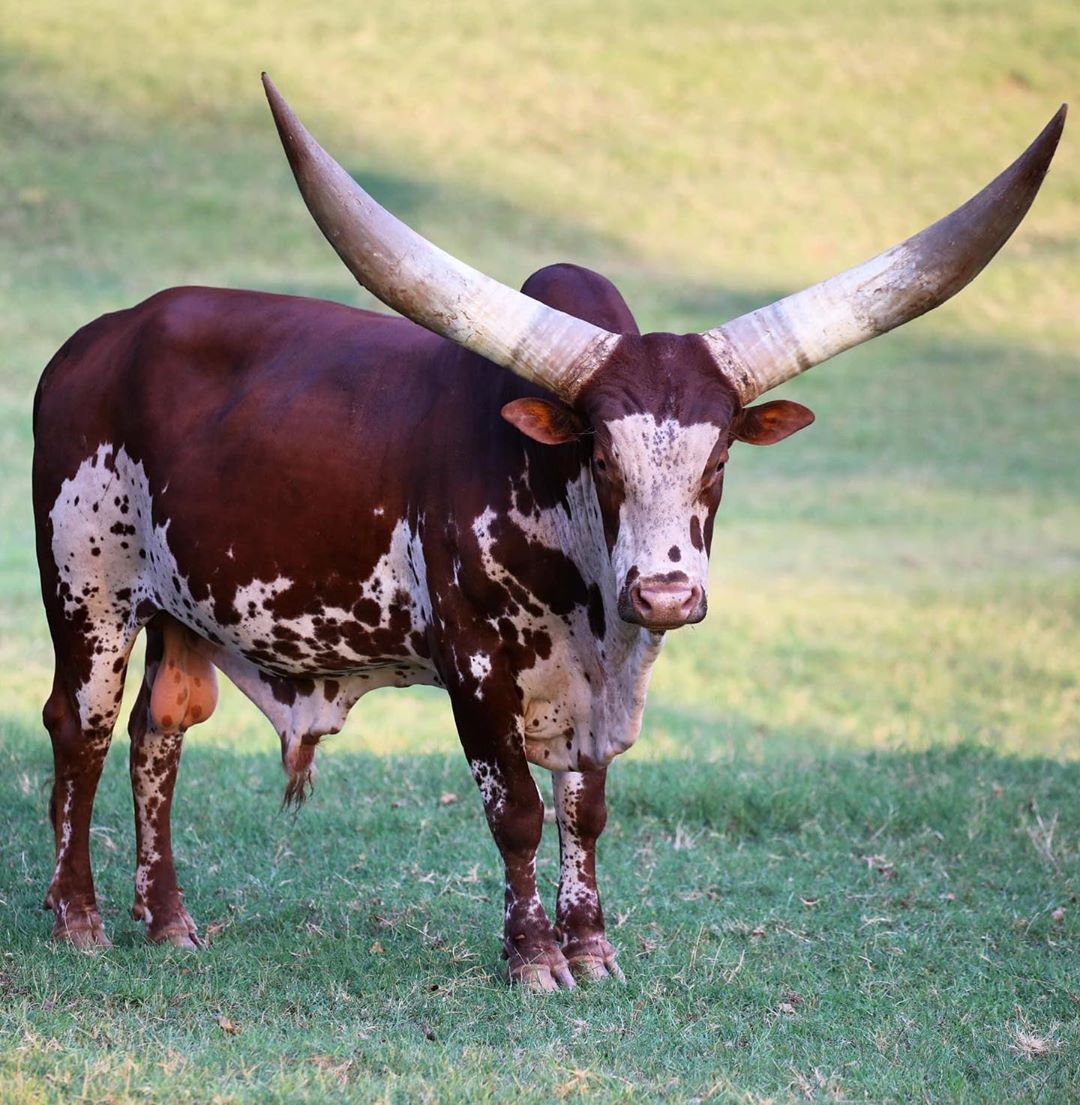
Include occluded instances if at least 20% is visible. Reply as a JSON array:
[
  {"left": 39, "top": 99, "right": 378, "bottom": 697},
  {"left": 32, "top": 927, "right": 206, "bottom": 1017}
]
[
  {"left": 262, "top": 72, "right": 283, "bottom": 110},
  {"left": 1039, "top": 103, "right": 1067, "bottom": 152},
  {"left": 1049, "top": 102, "right": 1068, "bottom": 144},
  {"left": 1029, "top": 103, "right": 1067, "bottom": 178},
  {"left": 261, "top": 73, "right": 304, "bottom": 165}
]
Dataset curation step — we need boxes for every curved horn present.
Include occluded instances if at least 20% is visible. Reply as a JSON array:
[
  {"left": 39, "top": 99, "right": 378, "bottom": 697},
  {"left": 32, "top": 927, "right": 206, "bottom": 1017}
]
[
  {"left": 263, "top": 75, "right": 617, "bottom": 402},
  {"left": 702, "top": 105, "right": 1067, "bottom": 403}
]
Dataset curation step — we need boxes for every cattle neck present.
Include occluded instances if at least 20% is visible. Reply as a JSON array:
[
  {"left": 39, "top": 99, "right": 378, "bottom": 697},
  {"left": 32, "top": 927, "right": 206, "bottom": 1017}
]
[
  {"left": 506, "top": 446, "right": 665, "bottom": 770},
  {"left": 475, "top": 332, "right": 741, "bottom": 770}
]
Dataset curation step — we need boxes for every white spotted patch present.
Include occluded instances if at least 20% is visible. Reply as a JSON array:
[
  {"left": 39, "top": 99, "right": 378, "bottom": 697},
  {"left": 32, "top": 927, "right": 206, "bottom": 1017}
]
[
  {"left": 49, "top": 445, "right": 154, "bottom": 728},
  {"left": 45, "top": 730, "right": 110, "bottom": 911},
  {"left": 222, "top": 519, "right": 434, "bottom": 672},
  {"left": 469, "top": 651, "right": 492, "bottom": 697},
  {"left": 469, "top": 759, "right": 507, "bottom": 814},
  {"left": 49, "top": 444, "right": 441, "bottom": 733},
  {"left": 553, "top": 771, "right": 594, "bottom": 914},
  {"left": 205, "top": 644, "right": 370, "bottom": 753},
  {"left": 52, "top": 780, "right": 75, "bottom": 879},
  {"left": 130, "top": 712, "right": 181, "bottom": 923},
  {"left": 471, "top": 463, "right": 662, "bottom": 773}
]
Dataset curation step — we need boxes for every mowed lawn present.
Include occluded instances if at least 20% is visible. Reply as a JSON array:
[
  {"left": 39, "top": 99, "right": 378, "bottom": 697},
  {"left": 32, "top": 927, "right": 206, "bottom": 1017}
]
[{"left": 1, "top": 2, "right": 1078, "bottom": 1102}]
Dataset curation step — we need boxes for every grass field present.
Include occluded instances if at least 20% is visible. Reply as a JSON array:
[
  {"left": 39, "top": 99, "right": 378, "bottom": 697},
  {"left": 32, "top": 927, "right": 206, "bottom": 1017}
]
[{"left": 1, "top": 1, "right": 1078, "bottom": 1101}]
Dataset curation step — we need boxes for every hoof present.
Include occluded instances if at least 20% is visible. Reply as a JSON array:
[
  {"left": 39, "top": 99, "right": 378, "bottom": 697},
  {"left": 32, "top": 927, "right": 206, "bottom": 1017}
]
[
  {"left": 507, "top": 943, "right": 576, "bottom": 992},
  {"left": 511, "top": 961, "right": 577, "bottom": 992},
  {"left": 561, "top": 934, "right": 625, "bottom": 982},
  {"left": 139, "top": 902, "right": 205, "bottom": 949},
  {"left": 566, "top": 952, "right": 625, "bottom": 982},
  {"left": 150, "top": 932, "right": 203, "bottom": 950},
  {"left": 52, "top": 913, "right": 111, "bottom": 950},
  {"left": 147, "top": 917, "right": 204, "bottom": 949}
]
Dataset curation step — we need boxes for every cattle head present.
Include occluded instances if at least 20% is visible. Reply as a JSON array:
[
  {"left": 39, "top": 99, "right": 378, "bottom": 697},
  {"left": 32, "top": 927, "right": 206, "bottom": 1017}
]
[
  {"left": 263, "top": 76, "right": 1064, "bottom": 633},
  {"left": 500, "top": 341, "right": 813, "bottom": 630}
]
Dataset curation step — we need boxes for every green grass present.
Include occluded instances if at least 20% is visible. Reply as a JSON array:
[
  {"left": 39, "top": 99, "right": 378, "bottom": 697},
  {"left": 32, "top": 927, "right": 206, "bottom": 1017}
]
[
  {"left": 2, "top": 738, "right": 1078, "bottom": 1103},
  {"left": 1, "top": 1, "right": 1078, "bottom": 1101}
]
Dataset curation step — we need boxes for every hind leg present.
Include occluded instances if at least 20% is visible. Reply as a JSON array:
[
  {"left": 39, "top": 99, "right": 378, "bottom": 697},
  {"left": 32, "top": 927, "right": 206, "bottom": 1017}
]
[
  {"left": 36, "top": 438, "right": 155, "bottom": 944},
  {"left": 43, "top": 676, "right": 113, "bottom": 946},
  {"left": 129, "top": 618, "right": 217, "bottom": 947},
  {"left": 42, "top": 631, "right": 136, "bottom": 947}
]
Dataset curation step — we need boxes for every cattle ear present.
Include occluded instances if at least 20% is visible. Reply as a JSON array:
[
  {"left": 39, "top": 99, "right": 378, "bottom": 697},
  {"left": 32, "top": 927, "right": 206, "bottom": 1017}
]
[
  {"left": 501, "top": 397, "right": 584, "bottom": 445},
  {"left": 732, "top": 400, "right": 815, "bottom": 445}
]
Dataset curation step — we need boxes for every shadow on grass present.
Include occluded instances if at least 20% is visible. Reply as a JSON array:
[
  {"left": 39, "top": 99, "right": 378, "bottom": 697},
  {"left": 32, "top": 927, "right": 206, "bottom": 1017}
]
[
  {"left": 2, "top": 708, "right": 1077, "bottom": 1105},
  {"left": 4, "top": 705, "right": 1077, "bottom": 944}
]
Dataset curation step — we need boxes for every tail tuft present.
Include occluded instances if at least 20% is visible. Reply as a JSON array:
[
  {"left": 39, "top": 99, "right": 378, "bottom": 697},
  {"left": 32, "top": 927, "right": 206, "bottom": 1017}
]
[{"left": 281, "top": 740, "right": 317, "bottom": 810}]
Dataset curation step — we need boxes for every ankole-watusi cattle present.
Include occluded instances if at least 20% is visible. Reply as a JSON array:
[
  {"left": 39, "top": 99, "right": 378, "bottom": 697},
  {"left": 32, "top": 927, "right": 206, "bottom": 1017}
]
[{"left": 32, "top": 76, "right": 1064, "bottom": 987}]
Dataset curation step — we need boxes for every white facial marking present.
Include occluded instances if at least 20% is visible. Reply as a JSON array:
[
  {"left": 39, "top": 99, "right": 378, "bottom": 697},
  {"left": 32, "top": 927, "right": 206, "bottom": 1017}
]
[{"left": 604, "top": 413, "right": 718, "bottom": 592}]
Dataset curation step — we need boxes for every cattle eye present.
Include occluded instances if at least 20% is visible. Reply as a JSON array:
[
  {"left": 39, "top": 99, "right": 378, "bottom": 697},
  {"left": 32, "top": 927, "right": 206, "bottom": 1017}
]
[{"left": 594, "top": 455, "right": 607, "bottom": 472}]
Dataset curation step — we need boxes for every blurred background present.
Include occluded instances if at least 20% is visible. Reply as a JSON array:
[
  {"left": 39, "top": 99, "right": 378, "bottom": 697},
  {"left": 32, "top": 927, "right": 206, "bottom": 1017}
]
[{"left": 2, "top": 0, "right": 1077, "bottom": 763}]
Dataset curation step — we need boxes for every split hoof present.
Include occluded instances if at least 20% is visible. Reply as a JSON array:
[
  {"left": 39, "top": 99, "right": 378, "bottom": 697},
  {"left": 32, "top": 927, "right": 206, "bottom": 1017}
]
[
  {"left": 561, "top": 934, "right": 625, "bottom": 982},
  {"left": 511, "top": 961, "right": 577, "bottom": 992},
  {"left": 567, "top": 952, "right": 625, "bottom": 982},
  {"left": 151, "top": 927, "right": 204, "bottom": 950},
  {"left": 507, "top": 943, "right": 576, "bottom": 992},
  {"left": 139, "top": 902, "right": 204, "bottom": 949},
  {"left": 52, "top": 912, "right": 111, "bottom": 950},
  {"left": 147, "top": 918, "right": 204, "bottom": 949}
]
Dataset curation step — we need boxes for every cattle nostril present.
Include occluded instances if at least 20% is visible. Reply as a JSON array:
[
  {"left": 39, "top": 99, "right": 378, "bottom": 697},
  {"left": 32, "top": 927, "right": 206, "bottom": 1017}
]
[{"left": 629, "top": 579, "right": 702, "bottom": 626}]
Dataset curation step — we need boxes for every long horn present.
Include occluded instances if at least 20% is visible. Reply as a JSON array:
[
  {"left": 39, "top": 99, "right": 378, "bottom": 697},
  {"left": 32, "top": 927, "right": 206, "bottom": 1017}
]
[
  {"left": 263, "top": 75, "right": 617, "bottom": 402},
  {"left": 702, "top": 106, "right": 1067, "bottom": 403}
]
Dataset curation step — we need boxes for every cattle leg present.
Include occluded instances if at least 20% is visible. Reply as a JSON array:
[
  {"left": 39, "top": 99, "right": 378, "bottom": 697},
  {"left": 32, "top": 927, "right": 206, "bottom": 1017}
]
[
  {"left": 454, "top": 696, "right": 575, "bottom": 991},
  {"left": 128, "top": 618, "right": 217, "bottom": 948},
  {"left": 553, "top": 769, "right": 623, "bottom": 981},
  {"left": 42, "top": 675, "right": 117, "bottom": 948}
]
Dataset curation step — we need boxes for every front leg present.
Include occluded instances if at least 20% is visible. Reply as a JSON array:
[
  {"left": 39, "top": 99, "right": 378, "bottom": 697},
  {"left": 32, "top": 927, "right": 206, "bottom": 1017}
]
[
  {"left": 553, "top": 769, "right": 623, "bottom": 981},
  {"left": 451, "top": 688, "right": 575, "bottom": 991}
]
